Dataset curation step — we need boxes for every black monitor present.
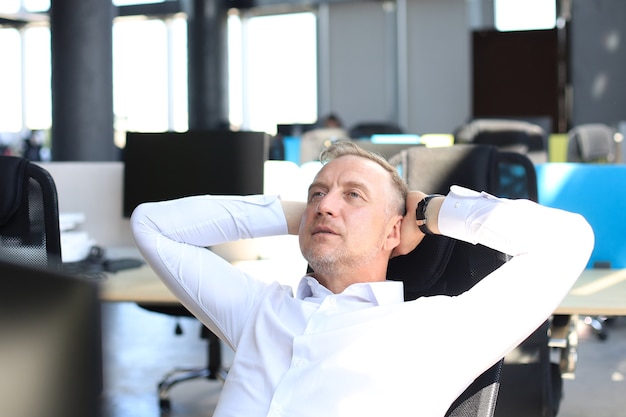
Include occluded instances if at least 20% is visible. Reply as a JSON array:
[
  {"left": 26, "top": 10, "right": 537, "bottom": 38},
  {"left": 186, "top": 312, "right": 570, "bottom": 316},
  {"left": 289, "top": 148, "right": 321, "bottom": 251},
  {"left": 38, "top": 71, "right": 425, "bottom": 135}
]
[
  {"left": 276, "top": 123, "right": 318, "bottom": 137},
  {"left": 123, "top": 130, "right": 269, "bottom": 217},
  {"left": 0, "top": 260, "right": 102, "bottom": 417}
]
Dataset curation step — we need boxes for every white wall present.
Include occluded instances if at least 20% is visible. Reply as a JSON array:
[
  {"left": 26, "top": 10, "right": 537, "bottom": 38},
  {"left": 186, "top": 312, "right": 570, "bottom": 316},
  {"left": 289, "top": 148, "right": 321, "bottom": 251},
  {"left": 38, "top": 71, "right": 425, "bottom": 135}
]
[
  {"left": 406, "top": 0, "right": 470, "bottom": 134},
  {"left": 320, "top": 0, "right": 470, "bottom": 135},
  {"left": 570, "top": 0, "right": 626, "bottom": 127}
]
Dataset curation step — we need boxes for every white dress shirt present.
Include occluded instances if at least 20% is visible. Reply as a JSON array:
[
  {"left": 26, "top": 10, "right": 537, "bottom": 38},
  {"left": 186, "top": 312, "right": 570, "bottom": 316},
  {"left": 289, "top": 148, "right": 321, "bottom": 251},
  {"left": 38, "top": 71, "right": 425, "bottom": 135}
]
[{"left": 130, "top": 186, "right": 594, "bottom": 417}]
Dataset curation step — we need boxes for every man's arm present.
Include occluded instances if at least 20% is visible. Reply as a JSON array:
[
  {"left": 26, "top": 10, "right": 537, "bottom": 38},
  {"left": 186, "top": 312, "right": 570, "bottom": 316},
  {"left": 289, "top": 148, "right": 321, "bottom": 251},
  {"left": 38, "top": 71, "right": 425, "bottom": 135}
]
[
  {"left": 393, "top": 185, "right": 594, "bottom": 384},
  {"left": 130, "top": 194, "right": 290, "bottom": 349}
]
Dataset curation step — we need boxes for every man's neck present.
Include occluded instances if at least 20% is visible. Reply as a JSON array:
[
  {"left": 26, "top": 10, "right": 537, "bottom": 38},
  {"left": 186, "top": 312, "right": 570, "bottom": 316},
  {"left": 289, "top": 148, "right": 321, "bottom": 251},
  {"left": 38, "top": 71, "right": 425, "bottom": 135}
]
[{"left": 313, "top": 268, "right": 387, "bottom": 294}]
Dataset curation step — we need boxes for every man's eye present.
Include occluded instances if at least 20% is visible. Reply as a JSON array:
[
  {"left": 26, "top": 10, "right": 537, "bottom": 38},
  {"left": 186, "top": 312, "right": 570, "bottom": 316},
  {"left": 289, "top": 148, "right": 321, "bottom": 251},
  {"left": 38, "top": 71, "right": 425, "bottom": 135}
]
[
  {"left": 310, "top": 191, "right": 325, "bottom": 200},
  {"left": 347, "top": 191, "right": 362, "bottom": 199}
]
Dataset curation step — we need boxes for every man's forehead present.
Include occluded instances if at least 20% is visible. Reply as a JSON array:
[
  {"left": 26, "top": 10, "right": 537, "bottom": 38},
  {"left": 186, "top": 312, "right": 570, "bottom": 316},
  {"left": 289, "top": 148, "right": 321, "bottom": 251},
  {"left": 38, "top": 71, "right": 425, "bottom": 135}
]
[{"left": 312, "top": 156, "right": 389, "bottom": 188}]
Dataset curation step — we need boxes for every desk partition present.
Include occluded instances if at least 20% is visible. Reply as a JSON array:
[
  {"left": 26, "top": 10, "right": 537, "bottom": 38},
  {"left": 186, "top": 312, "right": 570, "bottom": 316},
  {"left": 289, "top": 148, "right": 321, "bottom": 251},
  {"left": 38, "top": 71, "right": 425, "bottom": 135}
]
[{"left": 536, "top": 163, "right": 626, "bottom": 268}]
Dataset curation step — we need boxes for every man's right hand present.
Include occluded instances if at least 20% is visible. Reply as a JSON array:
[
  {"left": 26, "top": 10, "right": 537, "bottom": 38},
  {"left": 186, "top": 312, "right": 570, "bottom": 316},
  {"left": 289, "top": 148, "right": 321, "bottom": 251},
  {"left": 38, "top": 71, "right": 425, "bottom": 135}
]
[{"left": 390, "top": 191, "right": 427, "bottom": 258}]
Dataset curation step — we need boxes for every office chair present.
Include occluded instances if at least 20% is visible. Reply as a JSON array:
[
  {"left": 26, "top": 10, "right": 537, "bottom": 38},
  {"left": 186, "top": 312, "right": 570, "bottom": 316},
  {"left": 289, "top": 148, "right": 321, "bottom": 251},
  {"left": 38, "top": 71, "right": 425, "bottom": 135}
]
[
  {"left": 388, "top": 144, "right": 565, "bottom": 417},
  {"left": 566, "top": 123, "right": 616, "bottom": 163},
  {"left": 566, "top": 123, "right": 616, "bottom": 340},
  {"left": 137, "top": 303, "right": 227, "bottom": 410},
  {"left": 388, "top": 144, "right": 509, "bottom": 417},
  {"left": 454, "top": 118, "right": 548, "bottom": 164},
  {"left": 300, "top": 127, "right": 350, "bottom": 164},
  {"left": 0, "top": 155, "right": 62, "bottom": 268}
]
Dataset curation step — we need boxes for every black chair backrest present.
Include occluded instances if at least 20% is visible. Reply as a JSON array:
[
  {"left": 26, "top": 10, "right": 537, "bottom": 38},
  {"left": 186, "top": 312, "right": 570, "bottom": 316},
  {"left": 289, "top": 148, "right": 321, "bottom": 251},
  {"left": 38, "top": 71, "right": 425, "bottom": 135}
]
[
  {"left": 387, "top": 145, "right": 502, "bottom": 298},
  {"left": 387, "top": 144, "right": 537, "bottom": 417},
  {"left": 0, "top": 156, "right": 61, "bottom": 268}
]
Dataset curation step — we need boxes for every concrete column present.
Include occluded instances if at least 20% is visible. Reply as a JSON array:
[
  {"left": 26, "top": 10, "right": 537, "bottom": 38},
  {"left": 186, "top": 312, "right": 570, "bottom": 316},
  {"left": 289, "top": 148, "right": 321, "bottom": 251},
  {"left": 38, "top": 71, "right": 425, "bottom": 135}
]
[
  {"left": 50, "top": 0, "right": 115, "bottom": 161},
  {"left": 186, "top": 0, "right": 229, "bottom": 130}
]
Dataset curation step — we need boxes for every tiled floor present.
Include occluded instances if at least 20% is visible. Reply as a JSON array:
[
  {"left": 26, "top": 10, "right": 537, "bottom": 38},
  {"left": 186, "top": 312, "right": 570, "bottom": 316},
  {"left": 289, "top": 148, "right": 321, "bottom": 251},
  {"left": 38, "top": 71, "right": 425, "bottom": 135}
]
[{"left": 101, "top": 302, "right": 626, "bottom": 417}]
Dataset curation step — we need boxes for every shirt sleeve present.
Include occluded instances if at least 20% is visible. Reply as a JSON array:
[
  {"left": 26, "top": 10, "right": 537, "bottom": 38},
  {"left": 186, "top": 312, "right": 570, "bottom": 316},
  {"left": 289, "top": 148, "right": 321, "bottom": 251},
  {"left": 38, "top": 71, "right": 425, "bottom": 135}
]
[
  {"left": 130, "top": 194, "right": 289, "bottom": 349},
  {"left": 429, "top": 185, "right": 594, "bottom": 380}
]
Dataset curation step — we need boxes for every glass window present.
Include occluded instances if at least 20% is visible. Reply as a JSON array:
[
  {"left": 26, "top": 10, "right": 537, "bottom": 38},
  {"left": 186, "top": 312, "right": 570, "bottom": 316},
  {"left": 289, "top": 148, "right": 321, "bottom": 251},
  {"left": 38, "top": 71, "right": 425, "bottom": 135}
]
[
  {"left": 23, "top": 26, "right": 51, "bottom": 129},
  {"left": 230, "top": 11, "right": 317, "bottom": 134},
  {"left": 0, "top": 29, "right": 23, "bottom": 132},
  {"left": 168, "top": 17, "right": 188, "bottom": 132},
  {"left": 113, "top": 18, "right": 170, "bottom": 132},
  {"left": 23, "top": 0, "right": 49, "bottom": 12},
  {"left": 0, "top": 0, "right": 20, "bottom": 13},
  {"left": 113, "top": 0, "right": 163, "bottom": 5},
  {"left": 495, "top": 0, "right": 556, "bottom": 32}
]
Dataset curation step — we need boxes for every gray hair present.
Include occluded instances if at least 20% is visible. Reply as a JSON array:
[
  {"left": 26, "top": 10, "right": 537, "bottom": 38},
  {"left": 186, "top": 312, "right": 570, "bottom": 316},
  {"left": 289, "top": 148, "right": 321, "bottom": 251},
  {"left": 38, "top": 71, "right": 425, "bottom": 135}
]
[{"left": 319, "top": 141, "right": 408, "bottom": 216}]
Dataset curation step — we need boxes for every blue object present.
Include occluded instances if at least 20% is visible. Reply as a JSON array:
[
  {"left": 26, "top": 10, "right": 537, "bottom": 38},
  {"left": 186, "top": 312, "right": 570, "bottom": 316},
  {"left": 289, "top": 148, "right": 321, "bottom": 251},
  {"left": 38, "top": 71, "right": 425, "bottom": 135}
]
[
  {"left": 282, "top": 136, "right": 301, "bottom": 165},
  {"left": 536, "top": 163, "right": 626, "bottom": 268}
]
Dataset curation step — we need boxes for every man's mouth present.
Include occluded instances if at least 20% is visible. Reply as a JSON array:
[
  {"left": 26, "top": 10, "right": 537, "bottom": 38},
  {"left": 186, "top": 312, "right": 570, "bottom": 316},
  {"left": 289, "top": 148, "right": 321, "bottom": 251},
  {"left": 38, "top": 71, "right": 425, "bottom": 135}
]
[{"left": 312, "top": 226, "right": 337, "bottom": 235}]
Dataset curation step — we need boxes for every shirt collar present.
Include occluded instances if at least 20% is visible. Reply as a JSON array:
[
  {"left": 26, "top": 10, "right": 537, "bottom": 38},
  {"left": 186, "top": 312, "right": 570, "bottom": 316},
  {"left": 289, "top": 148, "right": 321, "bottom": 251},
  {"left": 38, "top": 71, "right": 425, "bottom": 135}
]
[{"left": 296, "top": 275, "right": 405, "bottom": 306}]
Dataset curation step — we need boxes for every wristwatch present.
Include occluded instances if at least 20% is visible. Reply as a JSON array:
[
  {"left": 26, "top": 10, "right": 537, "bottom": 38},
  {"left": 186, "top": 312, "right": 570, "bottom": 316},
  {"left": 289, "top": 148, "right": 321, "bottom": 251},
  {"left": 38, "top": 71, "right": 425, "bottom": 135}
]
[{"left": 415, "top": 194, "right": 443, "bottom": 235}]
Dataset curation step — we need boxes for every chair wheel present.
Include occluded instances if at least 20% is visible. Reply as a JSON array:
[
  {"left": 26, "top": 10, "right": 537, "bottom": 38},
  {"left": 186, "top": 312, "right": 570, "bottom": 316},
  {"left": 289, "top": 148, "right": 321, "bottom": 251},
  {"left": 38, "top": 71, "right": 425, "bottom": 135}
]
[{"left": 159, "top": 398, "right": 171, "bottom": 411}]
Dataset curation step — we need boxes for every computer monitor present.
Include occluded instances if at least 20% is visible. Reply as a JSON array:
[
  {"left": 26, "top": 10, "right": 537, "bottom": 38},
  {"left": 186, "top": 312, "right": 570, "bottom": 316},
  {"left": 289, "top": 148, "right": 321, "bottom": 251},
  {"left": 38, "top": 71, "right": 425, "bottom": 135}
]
[
  {"left": 123, "top": 130, "right": 269, "bottom": 218},
  {"left": 0, "top": 260, "right": 102, "bottom": 417}
]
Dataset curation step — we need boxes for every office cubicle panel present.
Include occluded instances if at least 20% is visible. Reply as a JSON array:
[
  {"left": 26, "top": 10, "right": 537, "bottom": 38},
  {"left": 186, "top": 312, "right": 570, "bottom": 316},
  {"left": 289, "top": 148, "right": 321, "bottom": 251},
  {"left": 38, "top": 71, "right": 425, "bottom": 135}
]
[
  {"left": 0, "top": 259, "right": 102, "bottom": 417},
  {"left": 536, "top": 163, "right": 626, "bottom": 268},
  {"left": 352, "top": 139, "right": 423, "bottom": 161},
  {"left": 123, "top": 131, "right": 269, "bottom": 218}
]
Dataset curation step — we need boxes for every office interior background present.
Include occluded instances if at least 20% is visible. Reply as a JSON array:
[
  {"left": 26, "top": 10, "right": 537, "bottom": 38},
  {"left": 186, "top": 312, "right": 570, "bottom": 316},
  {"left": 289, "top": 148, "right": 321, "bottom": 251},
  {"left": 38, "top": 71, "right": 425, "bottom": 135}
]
[
  {"left": 1, "top": 0, "right": 625, "bottom": 162},
  {"left": 2, "top": 2, "right": 626, "bottom": 417}
]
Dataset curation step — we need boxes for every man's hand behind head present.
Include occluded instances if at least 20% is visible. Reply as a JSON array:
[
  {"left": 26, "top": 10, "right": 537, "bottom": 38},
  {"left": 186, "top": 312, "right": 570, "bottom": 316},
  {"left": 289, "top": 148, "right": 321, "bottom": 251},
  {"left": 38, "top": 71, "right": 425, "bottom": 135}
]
[{"left": 391, "top": 191, "right": 428, "bottom": 258}]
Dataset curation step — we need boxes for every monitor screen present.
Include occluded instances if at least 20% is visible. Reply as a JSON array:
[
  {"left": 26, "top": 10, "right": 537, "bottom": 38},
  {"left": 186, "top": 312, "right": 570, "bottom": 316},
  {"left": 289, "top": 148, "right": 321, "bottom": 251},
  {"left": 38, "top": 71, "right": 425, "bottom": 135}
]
[
  {"left": 0, "top": 260, "right": 102, "bottom": 417},
  {"left": 123, "top": 130, "right": 269, "bottom": 217}
]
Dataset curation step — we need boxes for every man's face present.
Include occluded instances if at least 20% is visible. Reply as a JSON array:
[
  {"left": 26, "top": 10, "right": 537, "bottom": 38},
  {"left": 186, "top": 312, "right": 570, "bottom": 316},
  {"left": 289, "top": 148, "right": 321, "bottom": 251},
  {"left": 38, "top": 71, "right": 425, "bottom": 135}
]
[{"left": 299, "top": 155, "right": 400, "bottom": 277}]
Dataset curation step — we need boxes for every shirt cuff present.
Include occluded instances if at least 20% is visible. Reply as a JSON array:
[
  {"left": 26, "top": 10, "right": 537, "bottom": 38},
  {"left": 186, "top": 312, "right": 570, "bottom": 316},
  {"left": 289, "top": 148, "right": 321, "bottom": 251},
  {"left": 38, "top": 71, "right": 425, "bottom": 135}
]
[
  {"left": 438, "top": 185, "right": 500, "bottom": 243},
  {"left": 240, "top": 194, "right": 289, "bottom": 238}
]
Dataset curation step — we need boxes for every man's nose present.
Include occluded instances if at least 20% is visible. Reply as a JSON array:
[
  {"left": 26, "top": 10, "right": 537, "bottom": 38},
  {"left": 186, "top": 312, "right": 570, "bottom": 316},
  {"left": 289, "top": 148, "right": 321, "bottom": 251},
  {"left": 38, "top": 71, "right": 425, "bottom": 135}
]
[{"left": 316, "top": 192, "right": 339, "bottom": 216}]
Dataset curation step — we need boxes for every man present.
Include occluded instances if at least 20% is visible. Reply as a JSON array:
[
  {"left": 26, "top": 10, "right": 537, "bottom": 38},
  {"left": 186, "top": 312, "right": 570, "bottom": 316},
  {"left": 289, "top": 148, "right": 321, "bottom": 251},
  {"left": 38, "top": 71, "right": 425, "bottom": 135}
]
[{"left": 131, "top": 141, "right": 593, "bottom": 417}]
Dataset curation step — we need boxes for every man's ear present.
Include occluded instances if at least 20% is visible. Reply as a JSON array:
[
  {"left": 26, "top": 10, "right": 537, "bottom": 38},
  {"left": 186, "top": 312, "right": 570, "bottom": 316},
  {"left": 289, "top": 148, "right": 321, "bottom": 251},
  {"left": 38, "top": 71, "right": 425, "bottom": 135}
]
[{"left": 383, "top": 215, "right": 403, "bottom": 251}]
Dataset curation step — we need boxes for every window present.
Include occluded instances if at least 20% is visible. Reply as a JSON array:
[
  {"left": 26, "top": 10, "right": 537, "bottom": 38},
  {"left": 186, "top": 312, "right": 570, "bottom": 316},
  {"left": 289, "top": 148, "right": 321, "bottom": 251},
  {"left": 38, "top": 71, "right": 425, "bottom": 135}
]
[
  {"left": 113, "top": 17, "right": 188, "bottom": 133},
  {"left": 0, "top": 28, "right": 22, "bottom": 132},
  {"left": 1, "top": 5, "right": 314, "bottom": 143},
  {"left": 495, "top": 0, "right": 556, "bottom": 32},
  {"left": 229, "top": 11, "right": 317, "bottom": 134},
  {"left": 23, "top": 26, "right": 51, "bottom": 129},
  {"left": 22, "top": 0, "right": 49, "bottom": 12}
]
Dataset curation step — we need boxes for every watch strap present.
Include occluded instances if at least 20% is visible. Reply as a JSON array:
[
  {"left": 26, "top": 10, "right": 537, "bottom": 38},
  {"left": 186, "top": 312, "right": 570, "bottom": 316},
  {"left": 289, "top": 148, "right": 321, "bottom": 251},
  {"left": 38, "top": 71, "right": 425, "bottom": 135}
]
[{"left": 416, "top": 194, "right": 443, "bottom": 235}]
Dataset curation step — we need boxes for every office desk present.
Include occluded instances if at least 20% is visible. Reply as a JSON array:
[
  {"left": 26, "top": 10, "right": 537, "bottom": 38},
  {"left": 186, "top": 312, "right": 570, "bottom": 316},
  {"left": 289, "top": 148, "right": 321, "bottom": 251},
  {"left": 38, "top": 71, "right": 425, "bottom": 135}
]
[
  {"left": 100, "top": 265, "right": 177, "bottom": 304},
  {"left": 554, "top": 268, "right": 626, "bottom": 316},
  {"left": 100, "top": 258, "right": 307, "bottom": 304},
  {"left": 101, "top": 263, "right": 626, "bottom": 316}
]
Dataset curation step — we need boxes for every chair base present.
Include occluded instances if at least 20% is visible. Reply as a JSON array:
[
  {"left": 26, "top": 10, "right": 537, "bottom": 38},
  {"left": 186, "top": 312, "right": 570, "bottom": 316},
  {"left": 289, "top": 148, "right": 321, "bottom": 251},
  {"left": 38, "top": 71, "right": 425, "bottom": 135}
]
[
  {"left": 584, "top": 315, "right": 609, "bottom": 340},
  {"left": 157, "top": 366, "right": 228, "bottom": 411},
  {"left": 156, "top": 328, "right": 227, "bottom": 411}
]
